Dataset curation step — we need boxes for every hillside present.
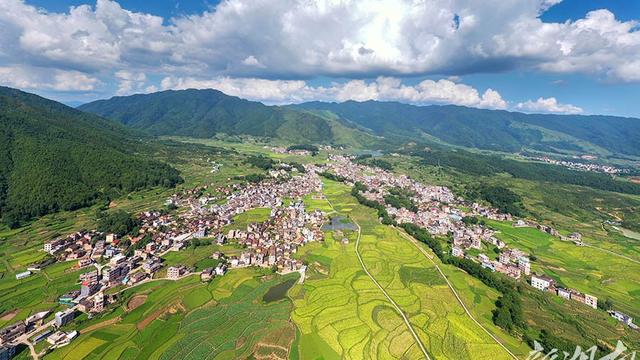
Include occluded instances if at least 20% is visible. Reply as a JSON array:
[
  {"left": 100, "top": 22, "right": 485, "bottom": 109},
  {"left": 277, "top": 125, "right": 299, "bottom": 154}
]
[
  {"left": 294, "top": 101, "right": 640, "bottom": 156},
  {"left": 0, "top": 87, "right": 182, "bottom": 228},
  {"left": 79, "top": 89, "right": 379, "bottom": 147}
]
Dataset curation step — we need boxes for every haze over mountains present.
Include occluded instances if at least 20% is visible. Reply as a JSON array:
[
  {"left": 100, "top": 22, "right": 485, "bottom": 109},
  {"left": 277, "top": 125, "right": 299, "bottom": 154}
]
[{"left": 80, "top": 88, "right": 640, "bottom": 157}]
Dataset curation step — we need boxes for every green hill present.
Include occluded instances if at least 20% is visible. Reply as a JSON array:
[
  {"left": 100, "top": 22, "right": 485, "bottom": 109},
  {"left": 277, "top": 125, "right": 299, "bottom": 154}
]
[
  {"left": 295, "top": 101, "right": 640, "bottom": 156},
  {"left": 79, "top": 89, "right": 379, "bottom": 147},
  {"left": 0, "top": 87, "right": 182, "bottom": 228}
]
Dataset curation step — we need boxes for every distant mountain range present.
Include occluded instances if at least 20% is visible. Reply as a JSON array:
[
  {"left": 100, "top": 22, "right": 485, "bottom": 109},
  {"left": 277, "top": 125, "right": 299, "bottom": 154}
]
[
  {"left": 78, "top": 89, "right": 380, "bottom": 147},
  {"left": 0, "top": 87, "right": 182, "bottom": 227},
  {"left": 81, "top": 89, "right": 640, "bottom": 158}
]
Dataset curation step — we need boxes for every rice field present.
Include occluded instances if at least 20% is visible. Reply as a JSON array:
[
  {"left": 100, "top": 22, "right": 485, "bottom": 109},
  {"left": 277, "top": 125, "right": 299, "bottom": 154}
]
[{"left": 291, "top": 179, "right": 524, "bottom": 359}]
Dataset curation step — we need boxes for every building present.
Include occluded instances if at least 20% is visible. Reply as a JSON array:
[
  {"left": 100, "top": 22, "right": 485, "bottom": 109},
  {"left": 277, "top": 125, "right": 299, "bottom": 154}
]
[
  {"left": 54, "top": 309, "right": 76, "bottom": 328},
  {"left": 167, "top": 266, "right": 186, "bottom": 280},
  {"left": 517, "top": 257, "right": 531, "bottom": 275},
  {"left": 531, "top": 275, "right": 554, "bottom": 291},
  {"left": 557, "top": 288, "right": 571, "bottom": 300},
  {"left": 451, "top": 246, "right": 464, "bottom": 258},
  {"left": 15, "top": 271, "right": 32, "bottom": 280},
  {"left": 610, "top": 311, "right": 633, "bottom": 326},
  {"left": 0, "top": 322, "right": 26, "bottom": 344},
  {"left": 80, "top": 281, "right": 100, "bottom": 298},
  {"left": 201, "top": 268, "right": 214, "bottom": 282},
  {"left": 584, "top": 294, "right": 598, "bottom": 309},
  {"left": 0, "top": 345, "right": 15, "bottom": 360}
]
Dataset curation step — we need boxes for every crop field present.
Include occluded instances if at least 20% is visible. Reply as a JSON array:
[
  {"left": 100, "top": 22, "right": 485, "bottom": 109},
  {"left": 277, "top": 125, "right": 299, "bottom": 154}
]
[
  {"left": 291, "top": 179, "right": 522, "bottom": 359},
  {"left": 302, "top": 193, "right": 334, "bottom": 213},
  {"left": 0, "top": 261, "right": 84, "bottom": 328},
  {"left": 223, "top": 207, "right": 272, "bottom": 231},
  {"left": 486, "top": 219, "right": 640, "bottom": 319},
  {"left": 46, "top": 268, "right": 299, "bottom": 360}
]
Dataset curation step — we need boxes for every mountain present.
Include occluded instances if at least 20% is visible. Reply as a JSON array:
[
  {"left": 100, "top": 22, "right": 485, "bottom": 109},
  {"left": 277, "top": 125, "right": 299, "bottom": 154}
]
[
  {"left": 0, "top": 86, "right": 182, "bottom": 228},
  {"left": 294, "top": 101, "right": 640, "bottom": 157},
  {"left": 79, "top": 89, "right": 379, "bottom": 147}
]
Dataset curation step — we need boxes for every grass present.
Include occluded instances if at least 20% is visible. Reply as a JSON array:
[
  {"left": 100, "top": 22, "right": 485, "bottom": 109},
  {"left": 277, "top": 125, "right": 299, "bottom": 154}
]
[
  {"left": 223, "top": 207, "right": 272, "bottom": 232},
  {"left": 291, "top": 179, "right": 527, "bottom": 359},
  {"left": 487, "top": 219, "right": 640, "bottom": 319}
]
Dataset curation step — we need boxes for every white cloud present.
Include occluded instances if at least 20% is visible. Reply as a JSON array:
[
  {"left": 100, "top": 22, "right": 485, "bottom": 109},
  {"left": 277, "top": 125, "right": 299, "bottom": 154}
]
[
  {"left": 516, "top": 97, "right": 583, "bottom": 114},
  {"left": 0, "top": 65, "right": 99, "bottom": 91},
  {"left": 160, "top": 75, "right": 508, "bottom": 109},
  {"left": 0, "top": 0, "right": 638, "bottom": 84}
]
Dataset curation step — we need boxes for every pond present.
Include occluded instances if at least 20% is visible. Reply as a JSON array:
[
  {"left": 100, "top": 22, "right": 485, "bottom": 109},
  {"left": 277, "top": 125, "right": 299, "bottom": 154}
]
[
  {"left": 321, "top": 215, "right": 357, "bottom": 231},
  {"left": 263, "top": 278, "right": 297, "bottom": 303}
]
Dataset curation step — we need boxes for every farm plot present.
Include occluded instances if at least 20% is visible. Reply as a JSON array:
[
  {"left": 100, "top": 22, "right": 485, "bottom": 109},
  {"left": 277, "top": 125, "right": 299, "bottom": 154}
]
[
  {"left": 486, "top": 219, "right": 640, "bottom": 319},
  {"left": 46, "top": 269, "right": 298, "bottom": 360},
  {"left": 292, "top": 179, "right": 518, "bottom": 359}
]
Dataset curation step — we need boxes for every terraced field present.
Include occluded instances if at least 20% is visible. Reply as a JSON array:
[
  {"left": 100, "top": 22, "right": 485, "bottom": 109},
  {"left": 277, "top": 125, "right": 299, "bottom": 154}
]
[
  {"left": 486, "top": 219, "right": 640, "bottom": 319},
  {"left": 45, "top": 269, "right": 299, "bottom": 360},
  {"left": 291, "top": 179, "right": 524, "bottom": 359}
]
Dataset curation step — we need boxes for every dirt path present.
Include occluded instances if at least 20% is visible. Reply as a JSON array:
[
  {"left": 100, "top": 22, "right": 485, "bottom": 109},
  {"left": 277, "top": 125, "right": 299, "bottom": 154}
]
[
  {"left": 325, "top": 196, "right": 431, "bottom": 360},
  {"left": 397, "top": 230, "right": 519, "bottom": 360},
  {"left": 81, "top": 317, "right": 121, "bottom": 333}
]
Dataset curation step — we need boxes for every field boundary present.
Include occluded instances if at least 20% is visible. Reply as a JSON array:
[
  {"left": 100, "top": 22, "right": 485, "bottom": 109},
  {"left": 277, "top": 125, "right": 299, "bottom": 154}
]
[
  {"left": 325, "top": 196, "right": 431, "bottom": 360},
  {"left": 397, "top": 229, "right": 519, "bottom": 360}
]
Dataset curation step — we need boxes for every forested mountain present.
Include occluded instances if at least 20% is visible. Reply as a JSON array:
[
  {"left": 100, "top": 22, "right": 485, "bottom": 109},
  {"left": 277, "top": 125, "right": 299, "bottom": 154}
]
[
  {"left": 295, "top": 101, "right": 640, "bottom": 156},
  {"left": 0, "top": 86, "right": 182, "bottom": 227},
  {"left": 79, "top": 89, "right": 378, "bottom": 146}
]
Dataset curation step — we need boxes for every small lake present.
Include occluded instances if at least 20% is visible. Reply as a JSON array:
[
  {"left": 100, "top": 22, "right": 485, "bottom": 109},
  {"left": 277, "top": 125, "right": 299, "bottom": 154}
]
[
  {"left": 263, "top": 278, "right": 297, "bottom": 303},
  {"left": 321, "top": 216, "right": 357, "bottom": 231}
]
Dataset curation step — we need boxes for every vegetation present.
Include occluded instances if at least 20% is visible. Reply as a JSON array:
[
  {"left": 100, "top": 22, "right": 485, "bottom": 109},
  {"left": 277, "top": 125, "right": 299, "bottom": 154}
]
[
  {"left": 291, "top": 179, "right": 522, "bottom": 359},
  {"left": 244, "top": 154, "right": 275, "bottom": 170},
  {"left": 96, "top": 210, "right": 140, "bottom": 237},
  {"left": 0, "top": 87, "right": 182, "bottom": 228},
  {"left": 467, "top": 185, "right": 525, "bottom": 216},
  {"left": 296, "top": 100, "right": 640, "bottom": 156},
  {"left": 383, "top": 187, "right": 418, "bottom": 212},
  {"left": 413, "top": 149, "right": 640, "bottom": 195},
  {"left": 287, "top": 144, "right": 319, "bottom": 154}
]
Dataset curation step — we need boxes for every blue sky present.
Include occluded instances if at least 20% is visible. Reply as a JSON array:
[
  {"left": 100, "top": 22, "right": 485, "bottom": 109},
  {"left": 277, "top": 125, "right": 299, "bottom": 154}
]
[{"left": 1, "top": 0, "right": 639, "bottom": 117}]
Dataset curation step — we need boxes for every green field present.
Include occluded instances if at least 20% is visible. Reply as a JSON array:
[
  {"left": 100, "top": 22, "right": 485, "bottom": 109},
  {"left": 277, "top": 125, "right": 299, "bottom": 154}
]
[
  {"left": 223, "top": 207, "right": 272, "bottom": 232},
  {"left": 291, "top": 179, "right": 526, "bottom": 359},
  {"left": 486, "top": 219, "right": 640, "bottom": 319},
  {"left": 45, "top": 269, "right": 299, "bottom": 360}
]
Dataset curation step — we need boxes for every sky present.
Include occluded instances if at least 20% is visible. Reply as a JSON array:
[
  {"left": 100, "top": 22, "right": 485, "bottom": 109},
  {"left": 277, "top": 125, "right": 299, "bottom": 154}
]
[{"left": 1, "top": 0, "right": 639, "bottom": 117}]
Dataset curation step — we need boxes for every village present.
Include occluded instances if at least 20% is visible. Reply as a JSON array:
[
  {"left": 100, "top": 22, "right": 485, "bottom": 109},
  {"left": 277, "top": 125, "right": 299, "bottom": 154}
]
[
  {"left": 0, "top": 163, "right": 327, "bottom": 358},
  {"left": 1, "top": 153, "right": 636, "bottom": 359},
  {"left": 322, "top": 155, "right": 637, "bottom": 329}
]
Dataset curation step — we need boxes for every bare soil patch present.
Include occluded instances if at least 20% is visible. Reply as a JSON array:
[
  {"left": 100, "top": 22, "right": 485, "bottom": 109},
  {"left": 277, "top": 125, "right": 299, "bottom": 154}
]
[
  {"left": 82, "top": 317, "right": 121, "bottom": 333},
  {"left": 126, "top": 295, "right": 147, "bottom": 312},
  {"left": 0, "top": 309, "right": 18, "bottom": 321},
  {"left": 137, "top": 302, "right": 185, "bottom": 330}
]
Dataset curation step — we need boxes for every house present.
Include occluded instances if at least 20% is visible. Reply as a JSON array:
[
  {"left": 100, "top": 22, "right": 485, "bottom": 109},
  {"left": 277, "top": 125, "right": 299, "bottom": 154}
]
[
  {"left": 0, "top": 345, "right": 15, "bottom": 360},
  {"left": 0, "top": 322, "right": 26, "bottom": 344},
  {"left": 531, "top": 275, "right": 555, "bottom": 291},
  {"left": 451, "top": 246, "right": 464, "bottom": 258},
  {"left": 584, "top": 294, "right": 598, "bottom": 309},
  {"left": 609, "top": 311, "right": 634, "bottom": 326},
  {"left": 557, "top": 288, "right": 571, "bottom": 300},
  {"left": 201, "top": 268, "right": 214, "bottom": 281},
  {"left": 54, "top": 309, "right": 76, "bottom": 328},
  {"left": 167, "top": 266, "right": 187, "bottom": 280},
  {"left": 15, "top": 271, "right": 32, "bottom": 280},
  {"left": 518, "top": 257, "right": 531, "bottom": 275},
  {"left": 215, "top": 264, "right": 227, "bottom": 276}
]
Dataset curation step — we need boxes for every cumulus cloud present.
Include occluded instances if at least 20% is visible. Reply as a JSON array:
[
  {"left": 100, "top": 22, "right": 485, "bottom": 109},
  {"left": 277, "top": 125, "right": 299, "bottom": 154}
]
[
  {"left": 0, "top": 65, "right": 99, "bottom": 91},
  {"left": 0, "top": 0, "right": 639, "bottom": 83},
  {"left": 516, "top": 97, "right": 583, "bottom": 114},
  {"left": 159, "top": 75, "right": 508, "bottom": 109}
]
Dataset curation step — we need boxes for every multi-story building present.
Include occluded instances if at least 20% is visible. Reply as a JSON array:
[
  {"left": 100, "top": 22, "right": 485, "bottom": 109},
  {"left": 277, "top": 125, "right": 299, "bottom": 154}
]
[
  {"left": 54, "top": 309, "right": 76, "bottom": 328},
  {"left": 531, "top": 275, "right": 555, "bottom": 291}
]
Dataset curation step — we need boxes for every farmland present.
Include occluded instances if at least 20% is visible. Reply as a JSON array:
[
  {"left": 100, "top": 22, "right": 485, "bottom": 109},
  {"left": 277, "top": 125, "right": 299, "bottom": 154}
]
[
  {"left": 291, "top": 179, "right": 526, "bottom": 359},
  {"left": 486, "top": 219, "right": 640, "bottom": 319},
  {"left": 45, "top": 268, "right": 299, "bottom": 360}
]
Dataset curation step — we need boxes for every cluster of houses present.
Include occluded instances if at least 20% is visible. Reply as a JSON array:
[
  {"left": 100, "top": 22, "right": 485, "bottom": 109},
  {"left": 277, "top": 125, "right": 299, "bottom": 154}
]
[
  {"left": 0, "top": 309, "right": 79, "bottom": 358},
  {"left": 526, "top": 155, "right": 630, "bottom": 174},
  {"left": 530, "top": 274, "right": 598, "bottom": 309},
  {"left": 225, "top": 201, "right": 325, "bottom": 272}
]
